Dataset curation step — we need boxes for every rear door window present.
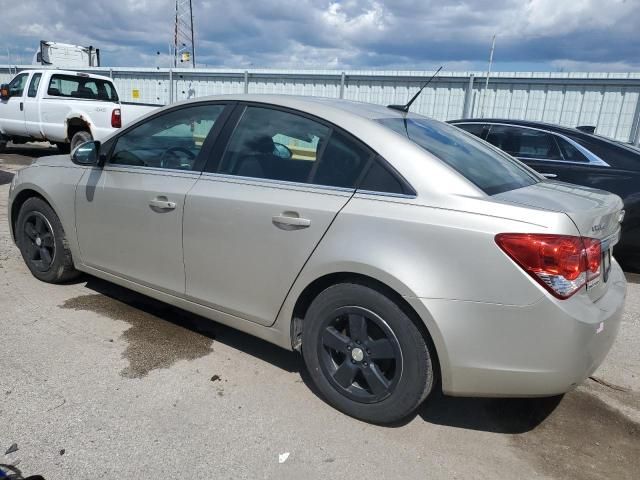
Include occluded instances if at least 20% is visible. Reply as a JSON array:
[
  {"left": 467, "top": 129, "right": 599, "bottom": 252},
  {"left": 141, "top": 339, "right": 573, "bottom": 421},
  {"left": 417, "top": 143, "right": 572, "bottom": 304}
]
[
  {"left": 27, "top": 73, "right": 42, "bottom": 98},
  {"left": 486, "top": 125, "right": 562, "bottom": 160},
  {"left": 217, "top": 106, "right": 331, "bottom": 184},
  {"left": 555, "top": 136, "right": 589, "bottom": 162},
  {"left": 377, "top": 117, "right": 539, "bottom": 195}
]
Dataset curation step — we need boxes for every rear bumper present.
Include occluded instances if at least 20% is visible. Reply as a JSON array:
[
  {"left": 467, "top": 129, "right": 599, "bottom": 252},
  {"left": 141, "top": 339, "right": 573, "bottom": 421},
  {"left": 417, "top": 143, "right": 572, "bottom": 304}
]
[{"left": 408, "top": 261, "right": 626, "bottom": 397}]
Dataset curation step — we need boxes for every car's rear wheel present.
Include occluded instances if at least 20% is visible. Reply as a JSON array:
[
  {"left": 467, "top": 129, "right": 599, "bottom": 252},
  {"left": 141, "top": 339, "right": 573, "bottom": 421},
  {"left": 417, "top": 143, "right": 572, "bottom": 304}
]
[
  {"left": 70, "top": 131, "right": 92, "bottom": 152},
  {"left": 16, "top": 197, "right": 79, "bottom": 283},
  {"left": 302, "top": 282, "right": 434, "bottom": 424}
]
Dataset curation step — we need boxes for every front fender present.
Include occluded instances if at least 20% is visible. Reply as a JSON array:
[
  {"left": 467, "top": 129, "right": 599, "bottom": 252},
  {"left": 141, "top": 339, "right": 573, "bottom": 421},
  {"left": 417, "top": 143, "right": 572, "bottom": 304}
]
[{"left": 9, "top": 165, "right": 87, "bottom": 263}]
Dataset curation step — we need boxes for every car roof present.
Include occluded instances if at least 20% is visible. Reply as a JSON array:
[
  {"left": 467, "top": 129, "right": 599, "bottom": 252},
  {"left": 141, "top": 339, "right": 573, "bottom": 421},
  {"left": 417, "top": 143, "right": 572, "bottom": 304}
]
[{"left": 175, "top": 94, "right": 418, "bottom": 122}]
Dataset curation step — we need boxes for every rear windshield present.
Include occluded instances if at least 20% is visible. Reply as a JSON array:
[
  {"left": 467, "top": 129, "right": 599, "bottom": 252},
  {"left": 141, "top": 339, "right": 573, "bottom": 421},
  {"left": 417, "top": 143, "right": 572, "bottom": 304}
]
[
  {"left": 377, "top": 117, "right": 539, "bottom": 195},
  {"left": 47, "top": 74, "right": 119, "bottom": 102}
]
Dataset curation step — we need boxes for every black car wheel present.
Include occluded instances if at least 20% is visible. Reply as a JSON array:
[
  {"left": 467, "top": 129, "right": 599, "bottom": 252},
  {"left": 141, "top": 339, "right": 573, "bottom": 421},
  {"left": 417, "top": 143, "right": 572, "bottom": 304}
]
[
  {"left": 16, "top": 197, "right": 79, "bottom": 283},
  {"left": 302, "top": 282, "right": 435, "bottom": 424}
]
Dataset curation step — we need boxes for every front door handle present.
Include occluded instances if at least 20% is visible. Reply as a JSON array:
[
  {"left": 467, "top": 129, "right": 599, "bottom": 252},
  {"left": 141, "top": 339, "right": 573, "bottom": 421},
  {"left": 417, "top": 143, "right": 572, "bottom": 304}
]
[
  {"left": 20, "top": 102, "right": 23, "bottom": 111},
  {"left": 541, "top": 173, "right": 558, "bottom": 179},
  {"left": 149, "top": 197, "right": 176, "bottom": 210},
  {"left": 272, "top": 212, "right": 311, "bottom": 230}
]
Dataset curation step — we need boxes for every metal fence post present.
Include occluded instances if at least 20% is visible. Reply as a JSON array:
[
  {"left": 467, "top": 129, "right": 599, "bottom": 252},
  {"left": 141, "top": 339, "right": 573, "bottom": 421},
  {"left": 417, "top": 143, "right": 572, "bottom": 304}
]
[
  {"left": 462, "top": 74, "right": 475, "bottom": 118},
  {"left": 169, "top": 68, "right": 174, "bottom": 104},
  {"left": 340, "top": 72, "right": 346, "bottom": 99},
  {"left": 244, "top": 70, "right": 249, "bottom": 94}
]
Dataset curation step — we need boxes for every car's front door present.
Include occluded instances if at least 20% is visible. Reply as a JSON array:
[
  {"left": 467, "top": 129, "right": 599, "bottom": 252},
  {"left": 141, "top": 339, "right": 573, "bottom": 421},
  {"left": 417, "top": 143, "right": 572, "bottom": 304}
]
[
  {"left": 1, "top": 72, "right": 30, "bottom": 137},
  {"left": 75, "top": 103, "right": 229, "bottom": 295},
  {"left": 183, "top": 105, "right": 372, "bottom": 326}
]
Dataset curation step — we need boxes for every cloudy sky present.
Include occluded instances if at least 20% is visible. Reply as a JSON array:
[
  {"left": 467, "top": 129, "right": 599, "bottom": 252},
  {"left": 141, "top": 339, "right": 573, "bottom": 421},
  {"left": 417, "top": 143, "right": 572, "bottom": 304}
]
[{"left": 0, "top": 0, "right": 638, "bottom": 71}]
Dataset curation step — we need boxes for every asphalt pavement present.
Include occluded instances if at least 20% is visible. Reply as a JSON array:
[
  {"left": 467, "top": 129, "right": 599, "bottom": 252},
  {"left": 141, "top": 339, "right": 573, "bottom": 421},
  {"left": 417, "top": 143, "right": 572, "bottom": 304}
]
[{"left": 1, "top": 144, "right": 638, "bottom": 479}]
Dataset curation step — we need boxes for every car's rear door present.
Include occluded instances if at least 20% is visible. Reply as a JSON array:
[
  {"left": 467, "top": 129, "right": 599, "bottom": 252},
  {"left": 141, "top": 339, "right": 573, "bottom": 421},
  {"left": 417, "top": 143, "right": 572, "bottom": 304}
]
[
  {"left": 74, "top": 102, "right": 231, "bottom": 295},
  {"left": 183, "top": 104, "right": 371, "bottom": 326}
]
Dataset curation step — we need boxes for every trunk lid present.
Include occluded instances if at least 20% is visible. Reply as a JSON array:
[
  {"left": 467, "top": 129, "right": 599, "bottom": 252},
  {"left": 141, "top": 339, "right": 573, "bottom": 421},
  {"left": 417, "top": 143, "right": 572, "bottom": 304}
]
[{"left": 494, "top": 180, "right": 624, "bottom": 301}]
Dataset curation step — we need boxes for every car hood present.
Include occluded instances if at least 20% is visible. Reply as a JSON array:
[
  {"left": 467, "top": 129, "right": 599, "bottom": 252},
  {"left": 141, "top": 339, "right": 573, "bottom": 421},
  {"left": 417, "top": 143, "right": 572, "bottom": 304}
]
[{"left": 493, "top": 180, "right": 624, "bottom": 242}]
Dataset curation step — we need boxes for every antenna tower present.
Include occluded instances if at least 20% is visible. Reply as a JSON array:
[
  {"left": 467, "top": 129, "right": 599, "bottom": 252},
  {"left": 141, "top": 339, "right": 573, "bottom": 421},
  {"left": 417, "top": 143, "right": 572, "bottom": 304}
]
[{"left": 173, "top": 0, "right": 196, "bottom": 68}]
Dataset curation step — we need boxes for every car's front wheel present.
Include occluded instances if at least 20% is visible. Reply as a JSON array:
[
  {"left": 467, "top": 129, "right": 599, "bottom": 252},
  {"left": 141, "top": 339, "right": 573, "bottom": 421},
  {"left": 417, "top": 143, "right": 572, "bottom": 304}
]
[
  {"left": 16, "top": 197, "right": 79, "bottom": 283},
  {"left": 302, "top": 282, "right": 435, "bottom": 424}
]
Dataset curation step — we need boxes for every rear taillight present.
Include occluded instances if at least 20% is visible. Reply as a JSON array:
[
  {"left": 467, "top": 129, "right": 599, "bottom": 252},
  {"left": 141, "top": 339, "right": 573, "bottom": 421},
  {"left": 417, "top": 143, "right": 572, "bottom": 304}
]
[
  {"left": 495, "top": 233, "right": 602, "bottom": 299},
  {"left": 111, "top": 108, "right": 122, "bottom": 128}
]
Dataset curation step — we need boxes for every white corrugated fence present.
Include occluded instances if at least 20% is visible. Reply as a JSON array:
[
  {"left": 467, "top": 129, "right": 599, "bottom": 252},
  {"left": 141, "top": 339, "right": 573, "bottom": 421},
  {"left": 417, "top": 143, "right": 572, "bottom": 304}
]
[{"left": 2, "top": 66, "right": 640, "bottom": 145}]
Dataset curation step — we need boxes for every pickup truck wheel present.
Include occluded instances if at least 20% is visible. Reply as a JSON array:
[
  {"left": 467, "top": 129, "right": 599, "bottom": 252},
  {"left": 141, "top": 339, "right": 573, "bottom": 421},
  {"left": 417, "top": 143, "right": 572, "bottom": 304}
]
[
  {"left": 16, "top": 197, "right": 80, "bottom": 283},
  {"left": 70, "top": 131, "right": 92, "bottom": 152},
  {"left": 56, "top": 142, "right": 70, "bottom": 153}
]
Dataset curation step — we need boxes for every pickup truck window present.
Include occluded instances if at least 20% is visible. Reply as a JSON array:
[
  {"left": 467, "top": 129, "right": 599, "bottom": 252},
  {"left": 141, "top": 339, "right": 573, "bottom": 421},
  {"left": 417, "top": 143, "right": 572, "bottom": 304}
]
[
  {"left": 28, "top": 73, "right": 42, "bottom": 98},
  {"left": 47, "top": 74, "right": 119, "bottom": 102},
  {"left": 8, "top": 73, "right": 28, "bottom": 97}
]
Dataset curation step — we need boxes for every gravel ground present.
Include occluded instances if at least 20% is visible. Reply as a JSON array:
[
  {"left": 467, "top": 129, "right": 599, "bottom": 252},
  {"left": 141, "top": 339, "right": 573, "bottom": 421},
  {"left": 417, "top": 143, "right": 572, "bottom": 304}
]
[{"left": 1, "top": 144, "right": 639, "bottom": 479}]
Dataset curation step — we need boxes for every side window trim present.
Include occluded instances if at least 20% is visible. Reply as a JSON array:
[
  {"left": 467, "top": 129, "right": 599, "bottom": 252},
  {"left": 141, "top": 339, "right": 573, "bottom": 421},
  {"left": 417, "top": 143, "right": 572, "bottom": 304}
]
[{"left": 104, "top": 101, "right": 235, "bottom": 173}]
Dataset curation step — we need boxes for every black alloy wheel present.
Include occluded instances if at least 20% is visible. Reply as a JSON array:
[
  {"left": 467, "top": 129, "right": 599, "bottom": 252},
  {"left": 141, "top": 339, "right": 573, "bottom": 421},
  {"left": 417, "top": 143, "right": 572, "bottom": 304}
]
[
  {"left": 302, "top": 282, "right": 435, "bottom": 424},
  {"left": 319, "top": 306, "right": 403, "bottom": 403},
  {"left": 22, "top": 211, "right": 56, "bottom": 272},
  {"left": 16, "top": 197, "right": 79, "bottom": 283}
]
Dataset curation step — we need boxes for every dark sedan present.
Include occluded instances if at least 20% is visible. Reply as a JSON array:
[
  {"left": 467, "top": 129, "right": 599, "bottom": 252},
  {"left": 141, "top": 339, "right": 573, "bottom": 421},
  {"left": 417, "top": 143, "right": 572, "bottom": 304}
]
[{"left": 448, "top": 119, "right": 640, "bottom": 270}]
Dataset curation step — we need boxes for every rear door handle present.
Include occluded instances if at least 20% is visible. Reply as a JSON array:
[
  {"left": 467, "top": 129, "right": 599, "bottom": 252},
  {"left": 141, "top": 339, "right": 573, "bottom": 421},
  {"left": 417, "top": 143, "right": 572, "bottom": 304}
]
[
  {"left": 272, "top": 213, "right": 311, "bottom": 230},
  {"left": 149, "top": 197, "right": 176, "bottom": 210},
  {"left": 541, "top": 173, "right": 557, "bottom": 179},
  {"left": 20, "top": 102, "right": 23, "bottom": 111}
]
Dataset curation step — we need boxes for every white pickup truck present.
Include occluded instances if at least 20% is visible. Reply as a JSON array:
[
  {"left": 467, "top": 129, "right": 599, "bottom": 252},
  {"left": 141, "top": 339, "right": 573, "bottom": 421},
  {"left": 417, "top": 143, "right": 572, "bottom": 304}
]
[{"left": 0, "top": 69, "right": 159, "bottom": 152}]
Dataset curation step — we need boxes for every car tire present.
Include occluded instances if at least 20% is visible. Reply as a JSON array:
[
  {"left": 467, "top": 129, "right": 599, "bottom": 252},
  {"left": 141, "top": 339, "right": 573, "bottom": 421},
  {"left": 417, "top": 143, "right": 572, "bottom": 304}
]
[
  {"left": 302, "top": 282, "right": 435, "bottom": 424},
  {"left": 0, "top": 139, "right": 7, "bottom": 152},
  {"left": 16, "top": 197, "right": 80, "bottom": 283},
  {"left": 70, "top": 131, "right": 92, "bottom": 152}
]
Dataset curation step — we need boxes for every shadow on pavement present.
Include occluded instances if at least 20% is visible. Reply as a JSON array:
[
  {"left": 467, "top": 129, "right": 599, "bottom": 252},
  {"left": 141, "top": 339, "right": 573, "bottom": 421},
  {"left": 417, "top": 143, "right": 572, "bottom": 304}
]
[
  {"left": 80, "top": 276, "right": 562, "bottom": 432},
  {"left": 82, "top": 276, "right": 301, "bottom": 375},
  {"left": 418, "top": 389, "right": 562, "bottom": 434}
]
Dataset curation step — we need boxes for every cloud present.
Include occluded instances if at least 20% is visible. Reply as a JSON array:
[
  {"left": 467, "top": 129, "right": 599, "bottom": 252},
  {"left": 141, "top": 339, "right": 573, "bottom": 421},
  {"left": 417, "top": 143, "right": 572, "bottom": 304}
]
[{"left": 0, "top": 0, "right": 637, "bottom": 71}]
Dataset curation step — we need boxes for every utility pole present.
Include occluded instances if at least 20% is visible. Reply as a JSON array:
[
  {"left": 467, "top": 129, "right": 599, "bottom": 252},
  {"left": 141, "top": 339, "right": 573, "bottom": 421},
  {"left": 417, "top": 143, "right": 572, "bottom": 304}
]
[
  {"left": 173, "top": 0, "right": 196, "bottom": 68},
  {"left": 480, "top": 34, "right": 496, "bottom": 118}
]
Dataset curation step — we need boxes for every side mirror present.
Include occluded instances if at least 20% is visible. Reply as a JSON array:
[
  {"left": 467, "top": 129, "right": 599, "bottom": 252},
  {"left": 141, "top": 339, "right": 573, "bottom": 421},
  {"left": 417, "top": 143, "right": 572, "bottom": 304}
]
[
  {"left": 71, "top": 140, "right": 102, "bottom": 166},
  {"left": 0, "top": 84, "right": 10, "bottom": 100}
]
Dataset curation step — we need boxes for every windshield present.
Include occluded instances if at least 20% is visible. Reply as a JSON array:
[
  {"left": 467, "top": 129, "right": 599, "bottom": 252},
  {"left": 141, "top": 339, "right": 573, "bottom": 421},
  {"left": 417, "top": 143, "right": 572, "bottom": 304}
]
[{"left": 377, "top": 117, "right": 540, "bottom": 195}]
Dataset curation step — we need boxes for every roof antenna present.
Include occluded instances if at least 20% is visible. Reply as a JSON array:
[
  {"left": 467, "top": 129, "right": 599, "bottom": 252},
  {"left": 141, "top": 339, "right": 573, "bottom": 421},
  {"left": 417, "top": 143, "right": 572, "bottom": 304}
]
[{"left": 388, "top": 66, "right": 443, "bottom": 113}]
